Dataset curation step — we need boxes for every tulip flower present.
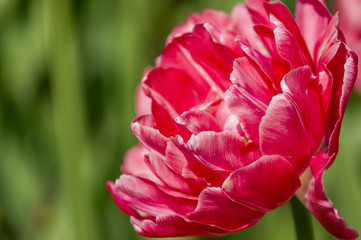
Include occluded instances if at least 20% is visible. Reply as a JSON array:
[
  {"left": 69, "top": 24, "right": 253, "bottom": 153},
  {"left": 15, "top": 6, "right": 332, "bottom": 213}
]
[{"left": 108, "top": 0, "right": 359, "bottom": 239}]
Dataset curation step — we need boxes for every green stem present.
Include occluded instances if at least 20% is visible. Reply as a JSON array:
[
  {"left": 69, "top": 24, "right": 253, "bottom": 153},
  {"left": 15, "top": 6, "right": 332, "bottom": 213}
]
[{"left": 290, "top": 196, "right": 315, "bottom": 240}]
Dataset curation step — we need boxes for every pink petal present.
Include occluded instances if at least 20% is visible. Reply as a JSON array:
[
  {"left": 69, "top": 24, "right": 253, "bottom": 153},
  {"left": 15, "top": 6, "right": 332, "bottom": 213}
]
[
  {"left": 314, "top": 15, "right": 339, "bottom": 68},
  {"left": 172, "top": 137, "right": 228, "bottom": 186},
  {"left": 245, "top": 0, "right": 269, "bottom": 24},
  {"left": 253, "top": 24, "right": 280, "bottom": 59},
  {"left": 259, "top": 93, "right": 312, "bottom": 174},
  {"left": 130, "top": 115, "right": 168, "bottom": 155},
  {"left": 135, "top": 85, "right": 151, "bottom": 116},
  {"left": 166, "top": 9, "right": 234, "bottom": 45},
  {"left": 230, "top": 3, "right": 264, "bottom": 50},
  {"left": 115, "top": 175, "right": 197, "bottom": 217},
  {"left": 186, "top": 131, "right": 261, "bottom": 172},
  {"left": 187, "top": 187, "right": 265, "bottom": 231},
  {"left": 295, "top": 0, "right": 331, "bottom": 59},
  {"left": 281, "top": 66, "right": 325, "bottom": 153},
  {"left": 213, "top": 100, "right": 244, "bottom": 134},
  {"left": 130, "top": 215, "right": 228, "bottom": 237},
  {"left": 318, "top": 69, "right": 333, "bottom": 122},
  {"left": 121, "top": 145, "right": 160, "bottom": 184},
  {"left": 160, "top": 24, "right": 235, "bottom": 95},
  {"left": 240, "top": 43, "right": 277, "bottom": 84},
  {"left": 303, "top": 151, "right": 359, "bottom": 240},
  {"left": 150, "top": 98, "right": 179, "bottom": 137},
  {"left": 224, "top": 57, "right": 274, "bottom": 143},
  {"left": 260, "top": 66, "right": 326, "bottom": 173},
  {"left": 144, "top": 67, "right": 199, "bottom": 114},
  {"left": 107, "top": 181, "right": 141, "bottom": 218},
  {"left": 326, "top": 44, "right": 358, "bottom": 161},
  {"left": 273, "top": 21, "right": 309, "bottom": 69},
  {"left": 265, "top": 1, "right": 315, "bottom": 71},
  {"left": 174, "top": 110, "right": 222, "bottom": 139},
  {"left": 163, "top": 138, "right": 188, "bottom": 175},
  {"left": 144, "top": 152, "right": 204, "bottom": 196},
  {"left": 223, "top": 155, "right": 300, "bottom": 211}
]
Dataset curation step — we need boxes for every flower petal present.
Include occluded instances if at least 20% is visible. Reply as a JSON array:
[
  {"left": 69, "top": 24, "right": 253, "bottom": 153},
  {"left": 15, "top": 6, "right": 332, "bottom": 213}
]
[
  {"left": 130, "top": 215, "right": 228, "bottom": 237},
  {"left": 281, "top": 66, "right": 325, "bottom": 153},
  {"left": 144, "top": 152, "right": 204, "bottom": 196},
  {"left": 223, "top": 155, "right": 300, "bottom": 211},
  {"left": 259, "top": 93, "right": 312, "bottom": 174},
  {"left": 131, "top": 115, "right": 168, "bottom": 156},
  {"left": 224, "top": 57, "right": 274, "bottom": 143},
  {"left": 295, "top": 0, "right": 331, "bottom": 59},
  {"left": 113, "top": 175, "right": 197, "bottom": 217},
  {"left": 187, "top": 187, "right": 265, "bottom": 231},
  {"left": 326, "top": 45, "right": 358, "bottom": 162},
  {"left": 121, "top": 145, "right": 161, "bottom": 184},
  {"left": 303, "top": 151, "right": 359, "bottom": 240},
  {"left": 186, "top": 131, "right": 260, "bottom": 172},
  {"left": 135, "top": 85, "right": 151, "bottom": 116}
]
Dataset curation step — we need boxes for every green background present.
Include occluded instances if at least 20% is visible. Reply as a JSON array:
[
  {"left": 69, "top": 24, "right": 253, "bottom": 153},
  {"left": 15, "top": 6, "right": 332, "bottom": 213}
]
[{"left": 0, "top": 0, "right": 359, "bottom": 239}]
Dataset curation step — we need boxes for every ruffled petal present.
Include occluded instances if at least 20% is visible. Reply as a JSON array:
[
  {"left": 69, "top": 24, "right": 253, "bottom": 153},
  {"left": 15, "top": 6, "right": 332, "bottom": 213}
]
[
  {"left": 223, "top": 155, "right": 300, "bottom": 211},
  {"left": 295, "top": 0, "right": 331, "bottom": 59},
  {"left": 224, "top": 57, "right": 274, "bottom": 143},
  {"left": 302, "top": 151, "right": 359, "bottom": 240},
  {"left": 135, "top": 85, "right": 151, "bottom": 116},
  {"left": 265, "top": 1, "right": 315, "bottom": 71},
  {"left": 187, "top": 187, "right": 265, "bottom": 231},
  {"left": 281, "top": 66, "right": 325, "bottom": 152},
  {"left": 130, "top": 215, "right": 228, "bottom": 237},
  {"left": 130, "top": 115, "right": 168, "bottom": 155},
  {"left": 260, "top": 93, "right": 311, "bottom": 174},
  {"left": 112, "top": 175, "right": 197, "bottom": 217},
  {"left": 185, "top": 131, "right": 260, "bottom": 172},
  {"left": 326, "top": 45, "right": 357, "bottom": 161},
  {"left": 174, "top": 110, "right": 222, "bottom": 140},
  {"left": 144, "top": 152, "right": 204, "bottom": 196},
  {"left": 121, "top": 145, "right": 160, "bottom": 184},
  {"left": 160, "top": 24, "right": 235, "bottom": 95}
]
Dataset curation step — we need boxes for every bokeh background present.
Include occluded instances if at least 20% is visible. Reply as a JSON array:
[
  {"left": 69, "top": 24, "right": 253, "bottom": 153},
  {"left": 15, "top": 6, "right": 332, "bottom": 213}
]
[{"left": 0, "top": 0, "right": 360, "bottom": 239}]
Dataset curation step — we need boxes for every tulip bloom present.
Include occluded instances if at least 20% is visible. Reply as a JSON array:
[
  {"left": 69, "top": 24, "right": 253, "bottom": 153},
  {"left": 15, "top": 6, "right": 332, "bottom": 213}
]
[
  {"left": 108, "top": 0, "right": 359, "bottom": 239},
  {"left": 336, "top": 0, "right": 361, "bottom": 93}
]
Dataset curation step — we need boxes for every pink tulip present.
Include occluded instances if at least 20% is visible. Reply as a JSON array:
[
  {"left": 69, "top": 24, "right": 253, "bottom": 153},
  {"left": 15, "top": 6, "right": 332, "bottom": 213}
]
[
  {"left": 108, "top": 0, "right": 359, "bottom": 238},
  {"left": 336, "top": 0, "right": 361, "bottom": 93}
]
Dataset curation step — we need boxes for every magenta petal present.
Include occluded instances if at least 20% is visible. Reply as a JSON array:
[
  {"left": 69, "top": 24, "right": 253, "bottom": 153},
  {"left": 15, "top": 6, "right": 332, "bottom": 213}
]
[
  {"left": 281, "top": 66, "right": 325, "bottom": 152},
  {"left": 266, "top": 1, "right": 315, "bottom": 71},
  {"left": 240, "top": 43, "right": 276, "bottom": 84},
  {"left": 145, "top": 152, "right": 203, "bottom": 196},
  {"left": 107, "top": 181, "right": 141, "bottom": 218},
  {"left": 326, "top": 46, "right": 358, "bottom": 160},
  {"left": 223, "top": 155, "right": 300, "bottom": 211},
  {"left": 131, "top": 115, "right": 168, "bottom": 155},
  {"left": 224, "top": 57, "right": 274, "bottom": 143},
  {"left": 187, "top": 187, "right": 265, "bottom": 231},
  {"left": 174, "top": 110, "right": 222, "bottom": 138},
  {"left": 167, "top": 9, "right": 234, "bottom": 45},
  {"left": 273, "top": 22, "right": 308, "bottom": 69},
  {"left": 135, "top": 85, "right": 151, "bottom": 116},
  {"left": 130, "top": 215, "right": 228, "bottom": 237},
  {"left": 121, "top": 145, "right": 160, "bottom": 184},
  {"left": 186, "top": 131, "right": 260, "bottom": 172},
  {"left": 259, "top": 93, "right": 311, "bottom": 174},
  {"left": 144, "top": 67, "right": 199, "bottom": 114},
  {"left": 295, "top": 0, "right": 331, "bottom": 59},
  {"left": 303, "top": 151, "right": 359, "bottom": 240},
  {"left": 115, "top": 175, "right": 197, "bottom": 217},
  {"left": 161, "top": 24, "right": 234, "bottom": 95}
]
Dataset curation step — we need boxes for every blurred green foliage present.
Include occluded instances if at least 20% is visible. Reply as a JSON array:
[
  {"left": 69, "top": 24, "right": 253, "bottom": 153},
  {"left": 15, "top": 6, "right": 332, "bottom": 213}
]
[{"left": 0, "top": 0, "right": 359, "bottom": 240}]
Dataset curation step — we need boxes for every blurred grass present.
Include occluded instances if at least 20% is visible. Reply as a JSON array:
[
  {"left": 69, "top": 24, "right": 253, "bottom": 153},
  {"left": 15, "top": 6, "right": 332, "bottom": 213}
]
[{"left": 0, "top": 0, "right": 359, "bottom": 240}]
